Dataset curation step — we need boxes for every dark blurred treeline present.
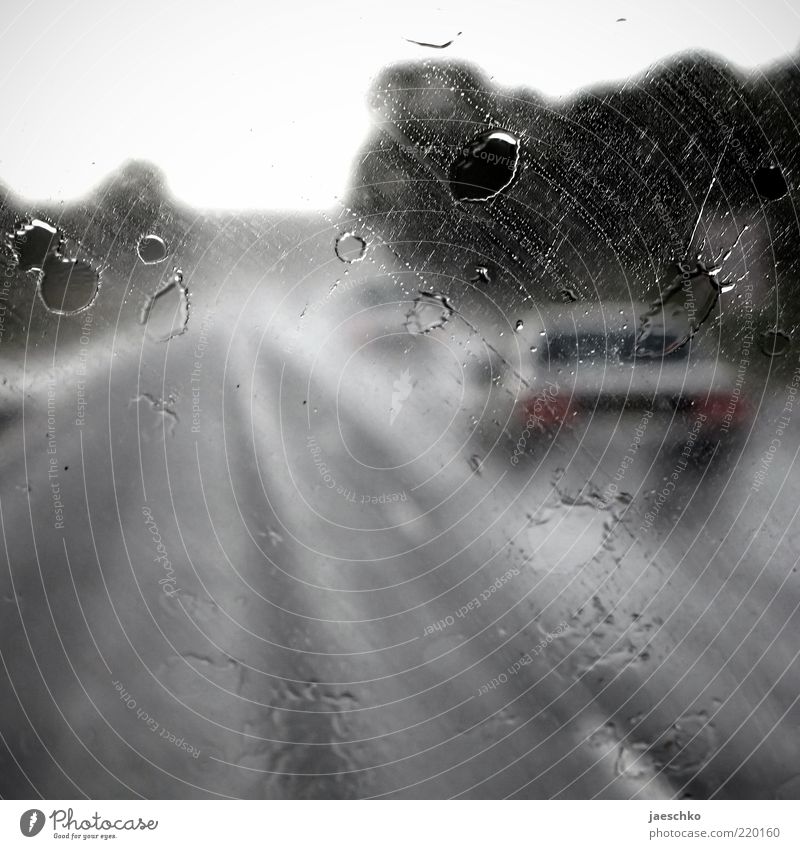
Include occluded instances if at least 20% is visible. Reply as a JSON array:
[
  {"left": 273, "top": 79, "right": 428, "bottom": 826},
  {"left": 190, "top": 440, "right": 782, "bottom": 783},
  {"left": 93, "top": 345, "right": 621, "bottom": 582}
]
[{"left": 347, "top": 53, "right": 800, "bottom": 372}]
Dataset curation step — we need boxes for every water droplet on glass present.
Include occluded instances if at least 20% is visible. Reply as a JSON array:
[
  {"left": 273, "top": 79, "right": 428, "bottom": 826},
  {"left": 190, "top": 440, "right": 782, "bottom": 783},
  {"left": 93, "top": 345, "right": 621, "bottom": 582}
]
[
  {"left": 403, "top": 32, "right": 462, "bottom": 49},
  {"left": 129, "top": 393, "right": 179, "bottom": 436},
  {"left": 137, "top": 234, "right": 168, "bottom": 264},
  {"left": 514, "top": 319, "right": 524, "bottom": 332},
  {"left": 335, "top": 232, "right": 367, "bottom": 263},
  {"left": 469, "top": 454, "right": 483, "bottom": 474},
  {"left": 753, "top": 165, "right": 788, "bottom": 201},
  {"left": 648, "top": 711, "right": 718, "bottom": 777},
  {"left": 470, "top": 265, "right": 492, "bottom": 284},
  {"left": 615, "top": 742, "right": 650, "bottom": 779},
  {"left": 139, "top": 268, "right": 190, "bottom": 341},
  {"left": 635, "top": 261, "right": 718, "bottom": 357},
  {"left": 559, "top": 288, "right": 579, "bottom": 303},
  {"left": 263, "top": 527, "right": 283, "bottom": 546},
  {"left": 405, "top": 290, "right": 454, "bottom": 335},
  {"left": 10, "top": 219, "right": 59, "bottom": 271},
  {"left": 449, "top": 129, "right": 520, "bottom": 201},
  {"left": 39, "top": 255, "right": 99, "bottom": 314},
  {"left": 760, "top": 328, "right": 791, "bottom": 357}
]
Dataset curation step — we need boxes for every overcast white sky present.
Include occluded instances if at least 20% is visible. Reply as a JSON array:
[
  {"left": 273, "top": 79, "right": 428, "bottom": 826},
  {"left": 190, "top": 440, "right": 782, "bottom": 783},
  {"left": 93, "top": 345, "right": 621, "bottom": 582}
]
[{"left": 0, "top": 0, "right": 797, "bottom": 209}]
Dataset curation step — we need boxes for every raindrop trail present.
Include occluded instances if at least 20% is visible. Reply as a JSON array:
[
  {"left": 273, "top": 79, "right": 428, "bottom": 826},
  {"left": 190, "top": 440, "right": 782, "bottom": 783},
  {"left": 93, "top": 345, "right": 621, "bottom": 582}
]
[{"left": 685, "top": 135, "right": 730, "bottom": 257}]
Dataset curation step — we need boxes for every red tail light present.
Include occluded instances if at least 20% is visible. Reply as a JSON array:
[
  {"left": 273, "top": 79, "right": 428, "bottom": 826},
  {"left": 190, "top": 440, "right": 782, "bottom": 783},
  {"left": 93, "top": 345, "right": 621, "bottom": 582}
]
[{"left": 693, "top": 391, "right": 751, "bottom": 428}]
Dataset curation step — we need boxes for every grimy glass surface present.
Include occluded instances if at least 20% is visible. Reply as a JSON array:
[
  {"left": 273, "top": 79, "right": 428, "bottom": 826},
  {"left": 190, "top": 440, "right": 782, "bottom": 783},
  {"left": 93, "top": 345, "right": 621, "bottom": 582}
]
[{"left": 1, "top": 52, "right": 799, "bottom": 799}]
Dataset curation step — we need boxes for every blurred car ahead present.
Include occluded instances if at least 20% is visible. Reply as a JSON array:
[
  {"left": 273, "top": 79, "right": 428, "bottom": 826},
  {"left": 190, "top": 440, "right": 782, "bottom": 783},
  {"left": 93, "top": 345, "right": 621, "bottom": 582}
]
[{"left": 495, "top": 301, "right": 752, "bottom": 458}]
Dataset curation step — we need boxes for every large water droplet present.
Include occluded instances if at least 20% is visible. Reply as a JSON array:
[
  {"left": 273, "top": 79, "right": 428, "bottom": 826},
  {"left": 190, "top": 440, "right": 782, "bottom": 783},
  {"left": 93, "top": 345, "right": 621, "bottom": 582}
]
[
  {"left": 761, "top": 328, "right": 791, "bottom": 357},
  {"left": 614, "top": 742, "right": 651, "bottom": 780},
  {"left": 404, "top": 32, "right": 462, "bottom": 49},
  {"left": 39, "top": 255, "right": 99, "bottom": 314},
  {"left": 335, "top": 232, "right": 367, "bottom": 263},
  {"left": 260, "top": 527, "right": 284, "bottom": 547},
  {"left": 449, "top": 129, "right": 520, "bottom": 201},
  {"left": 649, "top": 711, "right": 718, "bottom": 777},
  {"left": 129, "top": 392, "right": 179, "bottom": 436},
  {"left": 405, "top": 290, "right": 454, "bottom": 334},
  {"left": 470, "top": 265, "right": 492, "bottom": 284},
  {"left": 137, "top": 234, "right": 168, "bottom": 264},
  {"left": 559, "top": 287, "right": 579, "bottom": 303},
  {"left": 10, "top": 219, "right": 60, "bottom": 272},
  {"left": 139, "top": 268, "right": 189, "bottom": 341},
  {"left": 634, "top": 262, "right": 718, "bottom": 357},
  {"left": 753, "top": 165, "right": 788, "bottom": 201}
]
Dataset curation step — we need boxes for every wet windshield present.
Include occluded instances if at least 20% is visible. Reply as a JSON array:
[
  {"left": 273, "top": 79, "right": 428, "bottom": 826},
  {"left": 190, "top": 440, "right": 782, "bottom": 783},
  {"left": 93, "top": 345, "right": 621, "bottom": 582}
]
[{"left": 1, "top": 4, "right": 800, "bottom": 805}]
